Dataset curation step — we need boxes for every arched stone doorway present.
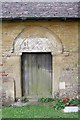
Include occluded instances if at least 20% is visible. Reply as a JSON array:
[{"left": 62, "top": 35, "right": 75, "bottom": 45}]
[
  {"left": 12, "top": 26, "right": 62, "bottom": 55},
  {"left": 11, "top": 26, "right": 63, "bottom": 98}
]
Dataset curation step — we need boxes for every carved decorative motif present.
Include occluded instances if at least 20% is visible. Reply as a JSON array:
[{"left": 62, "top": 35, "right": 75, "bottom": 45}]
[
  {"left": 6, "top": 26, "right": 63, "bottom": 56},
  {"left": 13, "top": 37, "right": 62, "bottom": 55}
]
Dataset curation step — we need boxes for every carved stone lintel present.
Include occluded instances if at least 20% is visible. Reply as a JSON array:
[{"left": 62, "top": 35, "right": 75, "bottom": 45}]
[{"left": 12, "top": 38, "right": 62, "bottom": 56}]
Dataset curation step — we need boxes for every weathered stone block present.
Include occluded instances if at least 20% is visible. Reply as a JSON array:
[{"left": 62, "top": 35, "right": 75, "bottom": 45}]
[{"left": 2, "top": 79, "right": 15, "bottom": 106}]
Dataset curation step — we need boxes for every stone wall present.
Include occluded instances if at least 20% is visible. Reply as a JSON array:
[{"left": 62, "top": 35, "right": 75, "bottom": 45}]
[
  {"left": 1, "top": 20, "right": 79, "bottom": 103},
  {"left": 2, "top": 79, "right": 15, "bottom": 106}
]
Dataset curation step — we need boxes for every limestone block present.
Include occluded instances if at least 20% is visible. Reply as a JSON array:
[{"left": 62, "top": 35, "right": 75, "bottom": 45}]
[
  {"left": 59, "top": 82, "right": 65, "bottom": 89},
  {"left": 2, "top": 79, "right": 15, "bottom": 106}
]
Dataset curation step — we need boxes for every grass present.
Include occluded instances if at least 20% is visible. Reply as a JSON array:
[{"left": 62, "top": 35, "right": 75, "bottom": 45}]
[
  {"left": 2, "top": 105, "right": 79, "bottom": 118},
  {"left": 0, "top": 109, "right": 2, "bottom": 119}
]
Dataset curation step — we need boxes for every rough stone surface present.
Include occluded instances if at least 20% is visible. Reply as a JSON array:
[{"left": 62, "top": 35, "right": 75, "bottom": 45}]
[
  {"left": 2, "top": 78, "right": 15, "bottom": 106},
  {"left": 14, "top": 37, "right": 62, "bottom": 55},
  {"left": 1, "top": 21, "right": 79, "bottom": 100},
  {"left": 1, "top": 2, "right": 79, "bottom": 18}
]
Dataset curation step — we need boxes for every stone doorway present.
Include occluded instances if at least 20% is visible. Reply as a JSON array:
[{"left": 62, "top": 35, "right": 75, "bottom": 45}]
[
  {"left": 10, "top": 26, "right": 62, "bottom": 98},
  {"left": 21, "top": 52, "right": 52, "bottom": 98}
]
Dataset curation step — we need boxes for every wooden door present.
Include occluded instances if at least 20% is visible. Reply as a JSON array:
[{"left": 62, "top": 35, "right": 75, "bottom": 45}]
[{"left": 21, "top": 53, "right": 52, "bottom": 98}]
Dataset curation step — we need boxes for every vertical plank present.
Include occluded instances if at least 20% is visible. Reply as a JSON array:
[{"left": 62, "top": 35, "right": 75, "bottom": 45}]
[
  {"left": 28, "top": 53, "right": 33, "bottom": 96},
  {"left": 21, "top": 54, "right": 24, "bottom": 96},
  {"left": 37, "top": 53, "right": 42, "bottom": 96},
  {"left": 45, "top": 53, "right": 52, "bottom": 95},
  {"left": 24, "top": 54, "right": 29, "bottom": 96},
  {"left": 43, "top": 53, "right": 50, "bottom": 96},
  {"left": 21, "top": 54, "right": 29, "bottom": 96},
  {"left": 39, "top": 53, "right": 46, "bottom": 96},
  {"left": 31, "top": 53, "right": 38, "bottom": 96},
  {"left": 49, "top": 54, "right": 52, "bottom": 95}
]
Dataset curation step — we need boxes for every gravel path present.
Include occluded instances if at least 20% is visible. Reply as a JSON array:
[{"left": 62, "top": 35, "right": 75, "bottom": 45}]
[{"left": 11, "top": 100, "right": 53, "bottom": 107}]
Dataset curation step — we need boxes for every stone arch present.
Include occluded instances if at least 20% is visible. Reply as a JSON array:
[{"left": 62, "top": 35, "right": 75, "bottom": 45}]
[{"left": 12, "top": 26, "right": 63, "bottom": 55}]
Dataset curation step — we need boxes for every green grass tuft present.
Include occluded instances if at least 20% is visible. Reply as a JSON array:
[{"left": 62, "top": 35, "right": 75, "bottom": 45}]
[{"left": 2, "top": 105, "right": 79, "bottom": 118}]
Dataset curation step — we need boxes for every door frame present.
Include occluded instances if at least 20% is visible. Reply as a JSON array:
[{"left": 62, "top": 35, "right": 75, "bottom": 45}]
[
  {"left": 11, "top": 26, "right": 62, "bottom": 98},
  {"left": 21, "top": 52, "right": 54, "bottom": 98}
]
